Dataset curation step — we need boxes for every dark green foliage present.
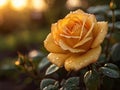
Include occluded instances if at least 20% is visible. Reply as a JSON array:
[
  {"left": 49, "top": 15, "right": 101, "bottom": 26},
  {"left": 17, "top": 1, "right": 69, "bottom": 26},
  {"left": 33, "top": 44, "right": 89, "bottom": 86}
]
[
  {"left": 111, "top": 43, "right": 120, "bottom": 62},
  {"left": 38, "top": 57, "right": 50, "bottom": 70},
  {"left": 99, "top": 66, "right": 120, "bottom": 78},
  {"left": 84, "top": 70, "right": 100, "bottom": 90},
  {"left": 115, "top": 22, "right": 120, "bottom": 29},
  {"left": 45, "top": 64, "right": 60, "bottom": 75},
  {"left": 111, "top": 32, "right": 120, "bottom": 43},
  {"left": 43, "top": 85, "right": 58, "bottom": 90},
  {"left": 104, "top": 63, "right": 119, "bottom": 70},
  {"left": 87, "top": 5, "right": 109, "bottom": 14},
  {"left": 40, "top": 79, "right": 58, "bottom": 90},
  {"left": 62, "top": 77, "right": 80, "bottom": 90},
  {"left": 101, "top": 76, "right": 115, "bottom": 90},
  {"left": 97, "top": 54, "right": 106, "bottom": 64}
]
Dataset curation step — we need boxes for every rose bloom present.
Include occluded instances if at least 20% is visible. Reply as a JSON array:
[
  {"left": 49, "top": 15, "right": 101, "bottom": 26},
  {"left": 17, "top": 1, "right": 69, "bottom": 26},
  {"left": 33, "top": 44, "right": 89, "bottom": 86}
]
[{"left": 44, "top": 9, "right": 108, "bottom": 71}]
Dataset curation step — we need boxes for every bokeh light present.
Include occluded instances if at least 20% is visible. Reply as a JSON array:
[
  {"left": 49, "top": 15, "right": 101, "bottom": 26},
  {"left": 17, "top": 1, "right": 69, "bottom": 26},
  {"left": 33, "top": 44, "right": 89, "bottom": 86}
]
[
  {"left": 66, "top": 0, "right": 81, "bottom": 9},
  {"left": 28, "top": 50, "right": 40, "bottom": 58},
  {"left": 0, "top": 0, "right": 8, "bottom": 8},
  {"left": 15, "top": 60, "right": 20, "bottom": 66},
  {"left": 31, "top": 0, "right": 47, "bottom": 11},
  {"left": 11, "top": 0, "right": 28, "bottom": 10}
]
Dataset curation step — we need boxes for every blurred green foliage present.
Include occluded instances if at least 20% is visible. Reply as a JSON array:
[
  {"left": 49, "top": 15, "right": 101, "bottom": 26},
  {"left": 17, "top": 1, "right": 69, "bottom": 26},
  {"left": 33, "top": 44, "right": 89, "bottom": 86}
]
[{"left": 0, "top": 29, "right": 49, "bottom": 51}]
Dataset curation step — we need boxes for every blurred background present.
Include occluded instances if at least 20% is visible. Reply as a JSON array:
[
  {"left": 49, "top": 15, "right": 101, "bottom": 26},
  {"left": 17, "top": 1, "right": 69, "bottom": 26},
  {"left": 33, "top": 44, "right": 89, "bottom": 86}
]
[{"left": 0, "top": 0, "right": 120, "bottom": 90}]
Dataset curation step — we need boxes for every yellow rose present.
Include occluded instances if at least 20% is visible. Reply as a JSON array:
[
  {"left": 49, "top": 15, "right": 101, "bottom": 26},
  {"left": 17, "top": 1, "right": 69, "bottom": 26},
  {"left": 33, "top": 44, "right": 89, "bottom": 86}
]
[{"left": 44, "top": 9, "right": 108, "bottom": 71}]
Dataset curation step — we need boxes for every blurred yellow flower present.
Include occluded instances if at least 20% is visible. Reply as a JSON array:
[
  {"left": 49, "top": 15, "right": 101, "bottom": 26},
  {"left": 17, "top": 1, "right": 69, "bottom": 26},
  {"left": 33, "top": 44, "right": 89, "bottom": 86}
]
[{"left": 44, "top": 9, "right": 108, "bottom": 71}]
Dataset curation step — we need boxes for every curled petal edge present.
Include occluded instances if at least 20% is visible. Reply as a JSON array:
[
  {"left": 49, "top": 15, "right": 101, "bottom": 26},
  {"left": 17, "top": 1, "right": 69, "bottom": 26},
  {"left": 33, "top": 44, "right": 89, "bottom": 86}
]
[
  {"left": 65, "top": 46, "right": 101, "bottom": 71},
  {"left": 44, "top": 33, "right": 67, "bottom": 53},
  {"left": 47, "top": 53, "right": 71, "bottom": 67},
  {"left": 92, "top": 22, "right": 108, "bottom": 48}
]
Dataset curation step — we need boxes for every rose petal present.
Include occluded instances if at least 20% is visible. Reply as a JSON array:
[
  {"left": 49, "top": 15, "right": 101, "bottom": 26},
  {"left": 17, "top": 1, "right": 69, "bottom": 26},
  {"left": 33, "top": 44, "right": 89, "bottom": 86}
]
[
  {"left": 87, "top": 15, "right": 97, "bottom": 26},
  {"left": 47, "top": 53, "right": 71, "bottom": 67},
  {"left": 59, "top": 40, "right": 86, "bottom": 53},
  {"left": 66, "top": 9, "right": 85, "bottom": 18},
  {"left": 74, "top": 37, "right": 92, "bottom": 48},
  {"left": 74, "top": 9, "right": 85, "bottom": 14},
  {"left": 91, "top": 22, "right": 108, "bottom": 48},
  {"left": 60, "top": 34, "right": 80, "bottom": 39},
  {"left": 44, "top": 33, "right": 67, "bottom": 53},
  {"left": 65, "top": 46, "right": 101, "bottom": 71},
  {"left": 84, "top": 23, "right": 94, "bottom": 38}
]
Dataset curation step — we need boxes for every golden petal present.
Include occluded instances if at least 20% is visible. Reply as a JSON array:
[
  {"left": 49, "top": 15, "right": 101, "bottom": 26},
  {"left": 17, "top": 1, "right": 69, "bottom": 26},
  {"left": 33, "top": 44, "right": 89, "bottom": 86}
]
[
  {"left": 80, "top": 17, "right": 87, "bottom": 39},
  {"left": 84, "top": 23, "right": 94, "bottom": 38},
  {"left": 44, "top": 33, "right": 67, "bottom": 53},
  {"left": 74, "top": 9, "right": 85, "bottom": 14},
  {"left": 74, "top": 37, "right": 92, "bottom": 48},
  {"left": 60, "top": 34, "right": 80, "bottom": 39},
  {"left": 65, "top": 9, "right": 85, "bottom": 18},
  {"left": 47, "top": 53, "right": 71, "bottom": 67},
  {"left": 88, "top": 15, "right": 97, "bottom": 24},
  {"left": 51, "top": 23, "right": 60, "bottom": 42},
  {"left": 65, "top": 46, "right": 101, "bottom": 71},
  {"left": 91, "top": 22, "right": 108, "bottom": 48},
  {"left": 59, "top": 40, "right": 86, "bottom": 53}
]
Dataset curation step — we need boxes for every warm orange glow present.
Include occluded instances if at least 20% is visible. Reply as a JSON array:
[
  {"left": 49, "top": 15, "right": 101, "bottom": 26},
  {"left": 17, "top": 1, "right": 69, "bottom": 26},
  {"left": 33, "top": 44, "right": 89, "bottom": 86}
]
[
  {"left": 11, "top": 0, "right": 28, "bottom": 10},
  {"left": 15, "top": 61, "right": 20, "bottom": 66},
  {"left": 32, "top": 0, "right": 47, "bottom": 11},
  {"left": 0, "top": 0, "right": 8, "bottom": 8},
  {"left": 66, "top": 0, "right": 81, "bottom": 9}
]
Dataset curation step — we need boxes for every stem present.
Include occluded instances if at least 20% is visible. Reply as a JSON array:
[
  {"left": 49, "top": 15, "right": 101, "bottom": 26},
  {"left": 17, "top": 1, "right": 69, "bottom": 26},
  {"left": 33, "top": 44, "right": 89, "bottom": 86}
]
[
  {"left": 105, "top": 0, "right": 115, "bottom": 59},
  {"left": 66, "top": 71, "right": 73, "bottom": 78}
]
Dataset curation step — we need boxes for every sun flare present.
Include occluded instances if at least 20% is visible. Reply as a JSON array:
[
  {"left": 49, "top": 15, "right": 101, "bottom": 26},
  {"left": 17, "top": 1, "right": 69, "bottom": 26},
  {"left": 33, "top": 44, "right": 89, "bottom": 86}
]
[
  {"left": 0, "top": 0, "right": 8, "bottom": 8},
  {"left": 31, "top": 0, "right": 47, "bottom": 11},
  {"left": 11, "top": 0, "right": 28, "bottom": 10},
  {"left": 66, "top": 0, "right": 81, "bottom": 9}
]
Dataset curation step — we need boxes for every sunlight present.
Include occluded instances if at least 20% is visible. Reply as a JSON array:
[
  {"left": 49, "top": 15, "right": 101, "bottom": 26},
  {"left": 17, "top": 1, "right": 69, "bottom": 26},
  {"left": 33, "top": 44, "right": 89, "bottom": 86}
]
[
  {"left": 0, "top": 0, "right": 8, "bottom": 8},
  {"left": 66, "top": 0, "right": 81, "bottom": 9},
  {"left": 11, "top": 0, "right": 28, "bottom": 10},
  {"left": 31, "top": 0, "right": 47, "bottom": 11}
]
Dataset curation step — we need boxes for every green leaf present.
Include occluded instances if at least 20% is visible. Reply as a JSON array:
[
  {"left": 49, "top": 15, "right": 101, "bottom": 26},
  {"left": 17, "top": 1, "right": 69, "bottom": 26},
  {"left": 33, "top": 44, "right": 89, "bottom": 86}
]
[
  {"left": 84, "top": 70, "right": 99, "bottom": 90},
  {"left": 63, "top": 77, "right": 79, "bottom": 90},
  {"left": 102, "top": 76, "right": 114, "bottom": 90},
  {"left": 99, "top": 67, "right": 120, "bottom": 78},
  {"left": 43, "top": 85, "right": 58, "bottom": 90},
  {"left": 87, "top": 5, "right": 109, "bottom": 14},
  {"left": 111, "top": 43, "right": 120, "bottom": 62},
  {"left": 104, "top": 63, "right": 119, "bottom": 70},
  {"left": 45, "top": 64, "right": 59, "bottom": 75},
  {"left": 40, "top": 79, "right": 56, "bottom": 90},
  {"left": 65, "top": 77, "right": 79, "bottom": 86},
  {"left": 107, "top": 10, "right": 120, "bottom": 17},
  {"left": 38, "top": 57, "right": 50, "bottom": 70},
  {"left": 115, "top": 22, "right": 120, "bottom": 29},
  {"left": 112, "top": 33, "right": 120, "bottom": 43},
  {"left": 97, "top": 54, "right": 106, "bottom": 64}
]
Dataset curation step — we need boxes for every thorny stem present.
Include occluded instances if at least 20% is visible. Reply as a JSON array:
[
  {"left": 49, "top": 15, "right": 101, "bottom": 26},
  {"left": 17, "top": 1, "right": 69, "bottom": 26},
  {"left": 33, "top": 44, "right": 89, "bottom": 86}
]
[{"left": 105, "top": 0, "right": 116, "bottom": 60}]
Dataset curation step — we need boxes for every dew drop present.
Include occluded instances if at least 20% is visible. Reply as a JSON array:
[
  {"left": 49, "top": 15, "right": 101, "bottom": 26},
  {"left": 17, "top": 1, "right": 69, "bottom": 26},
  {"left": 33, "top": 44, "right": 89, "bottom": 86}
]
[{"left": 55, "top": 57, "right": 59, "bottom": 60}]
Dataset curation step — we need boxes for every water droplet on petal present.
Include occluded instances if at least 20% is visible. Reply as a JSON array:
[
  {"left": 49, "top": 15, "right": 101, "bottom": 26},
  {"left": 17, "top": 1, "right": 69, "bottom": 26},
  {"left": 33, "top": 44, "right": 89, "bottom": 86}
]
[{"left": 56, "top": 57, "right": 59, "bottom": 60}]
